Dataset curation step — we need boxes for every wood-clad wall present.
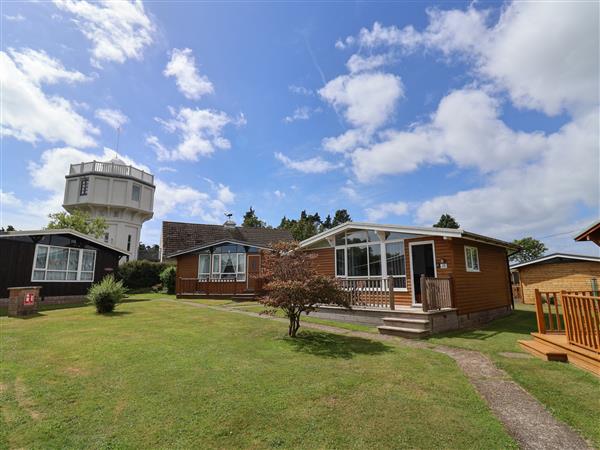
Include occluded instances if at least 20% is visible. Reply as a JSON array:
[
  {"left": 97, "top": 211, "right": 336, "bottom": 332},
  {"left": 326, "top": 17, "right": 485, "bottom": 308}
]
[
  {"left": 518, "top": 261, "right": 600, "bottom": 304},
  {"left": 176, "top": 254, "right": 199, "bottom": 278},
  {"left": 305, "top": 235, "right": 512, "bottom": 314},
  {"left": 450, "top": 238, "right": 511, "bottom": 314}
]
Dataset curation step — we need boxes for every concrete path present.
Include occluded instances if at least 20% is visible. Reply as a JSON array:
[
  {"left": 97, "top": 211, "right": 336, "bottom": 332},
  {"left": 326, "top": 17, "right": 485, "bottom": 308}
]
[{"left": 168, "top": 299, "right": 592, "bottom": 450}]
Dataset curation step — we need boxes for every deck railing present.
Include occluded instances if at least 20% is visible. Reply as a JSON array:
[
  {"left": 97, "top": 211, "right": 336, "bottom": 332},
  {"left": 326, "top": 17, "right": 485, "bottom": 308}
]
[
  {"left": 420, "top": 275, "right": 455, "bottom": 311},
  {"left": 176, "top": 277, "right": 255, "bottom": 296},
  {"left": 69, "top": 161, "right": 154, "bottom": 184},
  {"left": 338, "top": 277, "right": 395, "bottom": 309},
  {"left": 534, "top": 289, "right": 599, "bottom": 352}
]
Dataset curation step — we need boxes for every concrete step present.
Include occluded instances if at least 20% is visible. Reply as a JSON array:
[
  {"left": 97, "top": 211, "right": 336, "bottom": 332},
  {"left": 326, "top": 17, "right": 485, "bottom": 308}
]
[
  {"left": 381, "top": 317, "right": 431, "bottom": 331},
  {"left": 518, "top": 339, "right": 568, "bottom": 362},
  {"left": 377, "top": 325, "right": 430, "bottom": 339}
]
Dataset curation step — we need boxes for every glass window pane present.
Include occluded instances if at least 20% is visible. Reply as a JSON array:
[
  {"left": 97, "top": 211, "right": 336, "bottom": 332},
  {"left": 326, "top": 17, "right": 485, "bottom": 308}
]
[
  {"left": 335, "top": 233, "right": 345, "bottom": 246},
  {"left": 368, "top": 244, "right": 381, "bottom": 276},
  {"left": 212, "top": 254, "right": 220, "bottom": 273},
  {"left": 80, "top": 272, "right": 93, "bottom": 281},
  {"left": 392, "top": 277, "right": 407, "bottom": 289},
  {"left": 347, "top": 246, "right": 368, "bottom": 276},
  {"left": 385, "top": 232, "right": 413, "bottom": 241},
  {"left": 47, "top": 271, "right": 67, "bottom": 280},
  {"left": 35, "top": 246, "right": 48, "bottom": 269},
  {"left": 346, "top": 230, "right": 367, "bottom": 245},
  {"left": 66, "top": 272, "right": 77, "bottom": 280},
  {"left": 367, "top": 230, "right": 380, "bottom": 242},
  {"left": 47, "top": 247, "right": 68, "bottom": 270},
  {"left": 32, "top": 270, "right": 45, "bottom": 281},
  {"left": 82, "top": 250, "right": 95, "bottom": 272},
  {"left": 199, "top": 254, "right": 210, "bottom": 274},
  {"left": 221, "top": 254, "right": 235, "bottom": 273},
  {"left": 237, "top": 253, "right": 246, "bottom": 273},
  {"left": 68, "top": 249, "right": 79, "bottom": 271},
  {"left": 386, "top": 242, "right": 406, "bottom": 276},
  {"left": 336, "top": 248, "right": 345, "bottom": 276}
]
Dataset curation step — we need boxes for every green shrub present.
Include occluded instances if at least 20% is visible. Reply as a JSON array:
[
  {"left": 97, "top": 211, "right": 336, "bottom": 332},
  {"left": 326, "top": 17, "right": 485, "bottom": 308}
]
[
  {"left": 88, "top": 275, "right": 127, "bottom": 314},
  {"left": 116, "top": 260, "right": 171, "bottom": 289},
  {"left": 160, "top": 266, "right": 177, "bottom": 294}
]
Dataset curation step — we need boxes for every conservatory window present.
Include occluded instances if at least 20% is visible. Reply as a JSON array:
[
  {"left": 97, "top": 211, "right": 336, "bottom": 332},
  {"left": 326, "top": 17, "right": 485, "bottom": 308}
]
[{"left": 31, "top": 245, "right": 96, "bottom": 282}]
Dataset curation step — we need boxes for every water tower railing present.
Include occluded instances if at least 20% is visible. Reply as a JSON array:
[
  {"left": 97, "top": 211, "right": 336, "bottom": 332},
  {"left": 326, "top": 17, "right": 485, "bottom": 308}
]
[{"left": 69, "top": 161, "right": 154, "bottom": 184}]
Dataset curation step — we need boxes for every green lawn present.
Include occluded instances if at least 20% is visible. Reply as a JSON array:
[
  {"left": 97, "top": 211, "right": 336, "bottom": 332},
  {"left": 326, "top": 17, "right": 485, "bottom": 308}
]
[
  {"left": 426, "top": 303, "right": 600, "bottom": 447},
  {"left": 1, "top": 300, "right": 516, "bottom": 449}
]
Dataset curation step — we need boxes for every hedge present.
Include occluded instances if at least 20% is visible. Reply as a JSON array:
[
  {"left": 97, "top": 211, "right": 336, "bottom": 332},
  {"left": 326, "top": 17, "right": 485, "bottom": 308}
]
[{"left": 116, "top": 260, "right": 173, "bottom": 289}]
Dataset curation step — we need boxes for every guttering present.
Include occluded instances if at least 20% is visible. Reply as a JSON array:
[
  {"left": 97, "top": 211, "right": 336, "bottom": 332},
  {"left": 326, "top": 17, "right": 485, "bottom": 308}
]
[
  {"left": 166, "top": 239, "right": 273, "bottom": 259},
  {"left": 510, "top": 253, "right": 600, "bottom": 269}
]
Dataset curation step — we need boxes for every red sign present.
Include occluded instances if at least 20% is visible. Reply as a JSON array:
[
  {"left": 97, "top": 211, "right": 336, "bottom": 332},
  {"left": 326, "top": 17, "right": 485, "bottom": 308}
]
[{"left": 23, "top": 293, "right": 35, "bottom": 305}]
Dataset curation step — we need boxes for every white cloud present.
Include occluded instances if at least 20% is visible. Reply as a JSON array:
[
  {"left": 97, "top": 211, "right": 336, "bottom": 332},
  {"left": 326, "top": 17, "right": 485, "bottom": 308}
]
[
  {"left": 157, "top": 166, "right": 177, "bottom": 173},
  {"left": 322, "top": 129, "right": 370, "bottom": 154},
  {"left": 352, "top": 89, "right": 548, "bottom": 182},
  {"left": 0, "top": 190, "right": 21, "bottom": 207},
  {"left": 95, "top": 108, "right": 129, "bottom": 129},
  {"left": 283, "top": 106, "right": 312, "bottom": 123},
  {"left": 0, "top": 50, "right": 98, "bottom": 147},
  {"left": 289, "top": 85, "right": 313, "bottom": 96},
  {"left": 164, "top": 48, "right": 214, "bottom": 100},
  {"left": 319, "top": 72, "right": 403, "bottom": 131},
  {"left": 53, "top": 0, "right": 155, "bottom": 67},
  {"left": 415, "top": 109, "right": 599, "bottom": 238},
  {"left": 273, "top": 190, "right": 285, "bottom": 199},
  {"left": 7, "top": 48, "right": 89, "bottom": 85},
  {"left": 149, "top": 107, "right": 243, "bottom": 161},
  {"left": 4, "top": 13, "right": 25, "bottom": 21},
  {"left": 274, "top": 152, "right": 342, "bottom": 174},
  {"left": 365, "top": 201, "right": 409, "bottom": 222},
  {"left": 346, "top": 54, "right": 390, "bottom": 73}
]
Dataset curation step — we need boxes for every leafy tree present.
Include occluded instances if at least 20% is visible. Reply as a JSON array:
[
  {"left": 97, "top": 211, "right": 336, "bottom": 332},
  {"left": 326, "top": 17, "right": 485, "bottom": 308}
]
[
  {"left": 332, "top": 209, "right": 352, "bottom": 226},
  {"left": 242, "top": 206, "right": 267, "bottom": 228},
  {"left": 510, "top": 237, "right": 547, "bottom": 264},
  {"left": 433, "top": 214, "right": 460, "bottom": 229},
  {"left": 260, "top": 241, "right": 348, "bottom": 337},
  {"left": 138, "top": 243, "right": 160, "bottom": 261},
  {"left": 47, "top": 209, "right": 107, "bottom": 238},
  {"left": 320, "top": 214, "right": 333, "bottom": 231},
  {"left": 278, "top": 210, "right": 322, "bottom": 241},
  {"left": 0, "top": 225, "right": 15, "bottom": 232}
]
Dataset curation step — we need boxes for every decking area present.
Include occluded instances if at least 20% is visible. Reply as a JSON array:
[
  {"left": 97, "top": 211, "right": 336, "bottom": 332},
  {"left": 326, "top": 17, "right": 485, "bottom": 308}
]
[{"left": 518, "top": 289, "right": 600, "bottom": 375}]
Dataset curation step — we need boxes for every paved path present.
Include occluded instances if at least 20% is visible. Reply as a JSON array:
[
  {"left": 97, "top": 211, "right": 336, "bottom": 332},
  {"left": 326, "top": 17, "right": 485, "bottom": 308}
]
[{"left": 168, "top": 299, "right": 592, "bottom": 450}]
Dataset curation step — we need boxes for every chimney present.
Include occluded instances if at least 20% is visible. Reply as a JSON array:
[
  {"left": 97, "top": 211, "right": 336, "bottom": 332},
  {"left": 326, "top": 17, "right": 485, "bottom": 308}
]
[{"left": 223, "top": 213, "right": 236, "bottom": 228}]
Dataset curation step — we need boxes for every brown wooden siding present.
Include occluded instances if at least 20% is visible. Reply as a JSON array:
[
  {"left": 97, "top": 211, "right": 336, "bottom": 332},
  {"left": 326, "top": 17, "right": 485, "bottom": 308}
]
[
  {"left": 450, "top": 238, "right": 511, "bottom": 315},
  {"left": 176, "top": 254, "right": 199, "bottom": 279},
  {"left": 307, "top": 247, "right": 336, "bottom": 277},
  {"left": 517, "top": 261, "right": 600, "bottom": 304}
]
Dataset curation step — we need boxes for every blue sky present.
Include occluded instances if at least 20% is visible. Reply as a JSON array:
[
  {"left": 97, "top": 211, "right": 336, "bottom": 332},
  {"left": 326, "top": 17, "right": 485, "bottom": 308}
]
[{"left": 1, "top": 1, "right": 598, "bottom": 255}]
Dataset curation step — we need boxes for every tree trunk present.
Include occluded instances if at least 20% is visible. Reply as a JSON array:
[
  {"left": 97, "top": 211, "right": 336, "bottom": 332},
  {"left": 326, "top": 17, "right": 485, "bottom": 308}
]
[{"left": 288, "top": 312, "right": 301, "bottom": 337}]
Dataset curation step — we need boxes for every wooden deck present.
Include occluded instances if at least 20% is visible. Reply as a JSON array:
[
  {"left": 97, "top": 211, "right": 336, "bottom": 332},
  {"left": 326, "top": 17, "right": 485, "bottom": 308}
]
[
  {"left": 518, "top": 289, "right": 600, "bottom": 376},
  {"left": 519, "top": 333, "right": 600, "bottom": 376}
]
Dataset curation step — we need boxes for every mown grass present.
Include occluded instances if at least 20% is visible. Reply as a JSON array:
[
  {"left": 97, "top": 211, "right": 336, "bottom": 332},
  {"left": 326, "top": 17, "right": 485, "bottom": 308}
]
[
  {"left": 426, "top": 302, "right": 600, "bottom": 447},
  {"left": 0, "top": 300, "right": 516, "bottom": 449}
]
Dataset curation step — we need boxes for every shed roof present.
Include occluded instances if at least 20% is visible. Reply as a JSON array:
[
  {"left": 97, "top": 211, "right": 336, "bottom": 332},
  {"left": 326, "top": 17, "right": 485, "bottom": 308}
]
[
  {"left": 161, "top": 221, "right": 293, "bottom": 259},
  {"left": 574, "top": 220, "right": 600, "bottom": 245},
  {"left": 510, "top": 253, "right": 600, "bottom": 269},
  {"left": 0, "top": 229, "right": 128, "bottom": 255}
]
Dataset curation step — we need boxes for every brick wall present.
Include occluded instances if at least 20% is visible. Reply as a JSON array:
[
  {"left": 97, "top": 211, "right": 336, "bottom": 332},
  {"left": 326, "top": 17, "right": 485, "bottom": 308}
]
[{"left": 519, "top": 261, "right": 600, "bottom": 304}]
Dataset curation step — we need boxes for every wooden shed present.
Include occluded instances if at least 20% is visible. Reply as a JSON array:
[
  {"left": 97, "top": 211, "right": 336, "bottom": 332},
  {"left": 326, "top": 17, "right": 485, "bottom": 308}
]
[{"left": 510, "top": 253, "right": 600, "bottom": 304}]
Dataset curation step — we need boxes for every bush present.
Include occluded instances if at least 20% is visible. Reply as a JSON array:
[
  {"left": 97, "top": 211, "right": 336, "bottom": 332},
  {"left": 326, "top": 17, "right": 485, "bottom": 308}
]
[
  {"left": 88, "top": 275, "right": 127, "bottom": 314},
  {"left": 160, "top": 266, "right": 177, "bottom": 294},
  {"left": 116, "top": 260, "right": 171, "bottom": 289}
]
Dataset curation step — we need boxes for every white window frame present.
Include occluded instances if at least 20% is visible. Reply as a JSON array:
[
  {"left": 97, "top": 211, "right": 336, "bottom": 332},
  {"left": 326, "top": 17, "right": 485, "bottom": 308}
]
[
  {"left": 197, "top": 253, "right": 211, "bottom": 280},
  {"left": 31, "top": 244, "right": 97, "bottom": 282},
  {"left": 464, "top": 246, "right": 480, "bottom": 272},
  {"left": 131, "top": 184, "right": 141, "bottom": 202},
  {"left": 334, "top": 230, "right": 408, "bottom": 291},
  {"left": 208, "top": 252, "right": 247, "bottom": 281}
]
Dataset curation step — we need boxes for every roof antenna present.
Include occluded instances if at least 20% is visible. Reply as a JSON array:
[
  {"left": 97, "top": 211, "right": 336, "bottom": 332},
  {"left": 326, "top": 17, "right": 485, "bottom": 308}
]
[{"left": 115, "top": 126, "right": 121, "bottom": 152}]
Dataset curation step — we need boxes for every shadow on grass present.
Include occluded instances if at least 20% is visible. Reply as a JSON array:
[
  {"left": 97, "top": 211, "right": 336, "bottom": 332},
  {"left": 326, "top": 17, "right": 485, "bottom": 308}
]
[
  {"left": 97, "top": 310, "right": 133, "bottom": 316},
  {"left": 284, "top": 330, "right": 392, "bottom": 359}
]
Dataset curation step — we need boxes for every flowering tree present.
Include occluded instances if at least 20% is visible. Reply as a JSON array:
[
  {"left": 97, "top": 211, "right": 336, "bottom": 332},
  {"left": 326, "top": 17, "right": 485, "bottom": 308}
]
[{"left": 260, "top": 241, "right": 349, "bottom": 337}]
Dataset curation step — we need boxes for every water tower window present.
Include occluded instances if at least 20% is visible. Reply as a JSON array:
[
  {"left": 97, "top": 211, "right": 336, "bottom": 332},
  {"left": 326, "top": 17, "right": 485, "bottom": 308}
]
[
  {"left": 104, "top": 233, "right": 109, "bottom": 243},
  {"left": 127, "top": 234, "right": 132, "bottom": 251},
  {"left": 79, "top": 178, "right": 89, "bottom": 196},
  {"left": 132, "top": 185, "right": 141, "bottom": 201}
]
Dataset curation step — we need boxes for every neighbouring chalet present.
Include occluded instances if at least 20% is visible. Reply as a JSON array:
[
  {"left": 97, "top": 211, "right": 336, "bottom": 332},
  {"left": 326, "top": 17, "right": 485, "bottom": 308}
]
[
  {"left": 575, "top": 220, "right": 600, "bottom": 247},
  {"left": 0, "top": 229, "right": 127, "bottom": 306},
  {"left": 299, "top": 222, "right": 519, "bottom": 336},
  {"left": 162, "top": 220, "right": 292, "bottom": 298},
  {"left": 511, "top": 253, "right": 600, "bottom": 304}
]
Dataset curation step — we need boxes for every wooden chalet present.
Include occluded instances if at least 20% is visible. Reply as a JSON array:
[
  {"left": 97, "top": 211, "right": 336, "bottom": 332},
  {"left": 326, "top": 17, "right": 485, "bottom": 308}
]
[
  {"left": 299, "top": 222, "right": 519, "bottom": 337},
  {"left": 162, "top": 220, "right": 292, "bottom": 299}
]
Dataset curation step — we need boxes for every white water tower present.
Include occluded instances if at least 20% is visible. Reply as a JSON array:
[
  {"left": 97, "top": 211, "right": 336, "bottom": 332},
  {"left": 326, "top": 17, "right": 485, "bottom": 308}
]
[{"left": 63, "top": 157, "right": 155, "bottom": 261}]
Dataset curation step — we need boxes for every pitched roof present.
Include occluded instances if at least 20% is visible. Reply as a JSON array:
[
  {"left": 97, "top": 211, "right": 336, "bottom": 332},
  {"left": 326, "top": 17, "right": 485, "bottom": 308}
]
[
  {"left": 161, "top": 221, "right": 293, "bottom": 258},
  {"left": 299, "top": 221, "right": 518, "bottom": 250},
  {"left": 510, "top": 253, "right": 600, "bottom": 269},
  {"left": 574, "top": 220, "right": 600, "bottom": 243},
  {"left": 0, "top": 228, "right": 128, "bottom": 255}
]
